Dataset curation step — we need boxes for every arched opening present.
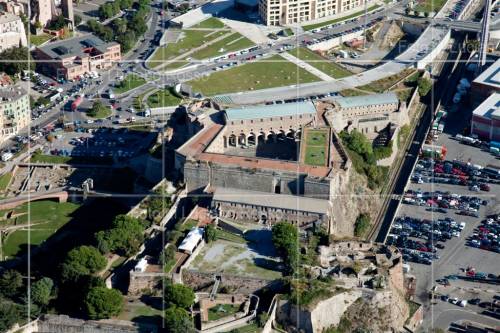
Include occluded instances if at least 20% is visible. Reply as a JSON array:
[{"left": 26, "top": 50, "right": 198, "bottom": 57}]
[
  {"left": 277, "top": 131, "right": 286, "bottom": 141},
  {"left": 247, "top": 133, "right": 256, "bottom": 146},
  {"left": 286, "top": 130, "right": 295, "bottom": 140},
  {"left": 267, "top": 132, "right": 276, "bottom": 143},
  {"left": 238, "top": 133, "right": 246, "bottom": 146},
  {"left": 257, "top": 132, "right": 265, "bottom": 144},
  {"left": 228, "top": 134, "right": 237, "bottom": 146}
]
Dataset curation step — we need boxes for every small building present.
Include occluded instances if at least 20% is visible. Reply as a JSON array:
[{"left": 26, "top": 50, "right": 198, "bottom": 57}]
[
  {"left": 211, "top": 187, "right": 330, "bottom": 228},
  {"left": 471, "top": 58, "right": 500, "bottom": 104},
  {"left": 33, "top": 34, "right": 121, "bottom": 80},
  {"left": 134, "top": 258, "right": 148, "bottom": 273},
  {"left": 326, "top": 92, "right": 407, "bottom": 139},
  {"left": 178, "top": 227, "right": 204, "bottom": 254},
  {"left": 471, "top": 93, "right": 500, "bottom": 141}
]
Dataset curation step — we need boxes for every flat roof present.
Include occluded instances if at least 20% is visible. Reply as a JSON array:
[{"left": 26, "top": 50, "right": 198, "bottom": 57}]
[
  {"left": 212, "top": 187, "right": 330, "bottom": 214},
  {"left": 225, "top": 101, "right": 316, "bottom": 121},
  {"left": 334, "top": 92, "right": 399, "bottom": 109},
  {"left": 473, "top": 93, "right": 500, "bottom": 120},
  {"left": 473, "top": 58, "right": 500, "bottom": 90},
  {"left": 178, "top": 227, "right": 204, "bottom": 253},
  {"left": 37, "top": 34, "right": 118, "bottom": 59}
]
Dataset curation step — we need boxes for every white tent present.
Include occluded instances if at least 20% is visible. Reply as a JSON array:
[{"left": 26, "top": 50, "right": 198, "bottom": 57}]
[{"left": 178, "top": 227, "right": 204, "bottom": 254}]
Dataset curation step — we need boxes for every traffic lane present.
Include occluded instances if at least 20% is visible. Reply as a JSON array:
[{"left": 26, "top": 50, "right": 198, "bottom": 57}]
[{"left": 431, "top": 308, "right": 500, "bottom": 329}]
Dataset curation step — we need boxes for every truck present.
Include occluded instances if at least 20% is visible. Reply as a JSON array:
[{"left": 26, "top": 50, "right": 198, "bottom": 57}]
[
  {"left": 71, "top": 95, "right": 83, "bottom": 111},
  {"left": 421, "top": 144, "right": 447, "bottom": 160},
  {"left": 1, "top": 152, "right": 13, "bottom": 162},
  {"left": 338, "top": 50, "right": 349, "bottom": 58}
]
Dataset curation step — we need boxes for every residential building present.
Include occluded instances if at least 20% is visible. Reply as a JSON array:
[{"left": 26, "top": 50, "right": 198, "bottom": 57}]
[
  {"left": 259, "top": 0, "right": 369, "bottom": 26},
  {"left": 0, "top": 85, "right": 29, "bottom": 143},
  {"left": 30, "top": 0, "right": 56, "bottom": 28},
  {"left": 471, "top": 93, "right": 500, "bottom": 141},
  {"left": 0, "top": 0, "right": 28, "bottom": 16},
  {"left": 0, "top": 11, "right": 27, "bottom": 51},
  {"left": 33, "top": 34, "right": 121, "bottom": 80}
]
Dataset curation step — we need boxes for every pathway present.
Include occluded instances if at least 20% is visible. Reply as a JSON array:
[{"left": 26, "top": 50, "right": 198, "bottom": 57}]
[{"left": 280, "top": 52, "right": 335, "bottom": 81}]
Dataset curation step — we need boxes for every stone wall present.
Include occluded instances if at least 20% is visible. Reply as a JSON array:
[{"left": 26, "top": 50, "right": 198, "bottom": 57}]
[
  {"left": 183, "top": 270, "right": 278, "bottom": 294},
  {"left": 184, "top": 161, "right": 331, "bottom": 198},
  {"left": 128, "top": 271, "right": 167, "bottom": 295},
  {"left": 15, "top": 315, "right": 157, "bottom": 333}
]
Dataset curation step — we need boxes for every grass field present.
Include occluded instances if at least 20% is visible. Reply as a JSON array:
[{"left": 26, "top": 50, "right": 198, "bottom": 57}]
[
  {"left": 147, "top": 30, "right": 227, "bottom": 67},
  {"left": 303, "top": 129, "right": 329, "bottom": 166},
  {"left": 207, "top": 304, "right": 240, "bottom": 321},
  {"left": 117, "top": 301, "right": 163, "bottom": 325},
  {"left": 114, "top": 74, "right": 147, "bottom": 94},
  {"left": 188, "top": 54, "right": 320, "bottom": 96},
  {"left": 0, "top": 172, "right": 12, "bottom": 191},
  {"left": 146, "top": 89, "right": 182, "bottom": 108},
  {"left": 30, "top": 33, "right": 52, "bottom": 46},
  {"left": 1, "top": 201, "right": 80, "bottom": 259},
  {"left": 88, "top": 106, "right": 112, "bottom": 119},
  {"left": 230, "top": 323, "right": 261, "bottom": 333},
  {"left": 288, "top": 48, "right": 351, "bottom": 79},
  {"left": 413, "top": 0, "right": 447, "bottom": 13},
  {"left": 191, "top": 17, "right": 226, "bottom": 29},
  {"left": 302, "top": 4, "right": 380, "bottom": 31},
  {"left": 190, "top": 32, "right": 254, "bottom": 60}
]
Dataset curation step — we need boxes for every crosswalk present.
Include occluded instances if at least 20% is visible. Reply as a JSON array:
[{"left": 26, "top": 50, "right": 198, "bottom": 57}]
[{"left": 212, "top": 95, "right": 233, "bottom": 104}]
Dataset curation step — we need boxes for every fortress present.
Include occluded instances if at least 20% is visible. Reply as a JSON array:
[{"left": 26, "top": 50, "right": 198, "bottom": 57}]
[{"left": 175, "top": 95, "right": 408, "bottom": 234}]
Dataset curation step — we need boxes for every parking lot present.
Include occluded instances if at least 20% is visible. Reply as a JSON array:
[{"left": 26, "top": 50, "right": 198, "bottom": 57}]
[
  {"left": 389, "top": 108, "right": 500, "bottom": 330},
  {"left": 44, "top": 128, "right": 156, "bottom": 160}
]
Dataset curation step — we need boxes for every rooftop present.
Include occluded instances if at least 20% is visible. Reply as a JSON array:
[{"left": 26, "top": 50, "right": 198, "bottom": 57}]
[
  {"left": 473, "top": 58, "right": 500, "bottom": 90},
  {"left": 0, "top": 85, "right": 26, "bottom": 102},
  {"left": 178, "top": 227, "right": 204, "bottom": 253},
  {"left": 37, "top": 34, "right": 118, "bottom": 59},
  {"left": 0, "top": 11, "right": 22, "bottom": 24},
  {"left": 334, "top": 92, "right": 399, "bottom": 109},
  {"left": 473, "top": 93, "right": 500, "bottom": 120},
  {"left": 225, "top": 101, "right": 317, "bottom": 121},
  {"left": 212, "top": 187, "right": 330, "bottom": 214}
]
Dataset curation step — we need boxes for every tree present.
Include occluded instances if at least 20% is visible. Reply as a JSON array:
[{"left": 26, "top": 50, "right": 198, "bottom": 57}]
[
  {"left": 160, "top": 245, "right": 176, "bottom": 266},
  {"left": 31, "top": 277, "right": 54, "bottom": 306},
  {"left": 83, "top": 287, "right": 123, "bottom": 319},
  {"left": 48, "top": 15, "right": 66, "bottom": 30},
  {"left": 61, "top": 246, "right": 107, "bottom": 283},
  {"left": 164, "top": 282, "right": 195, "bottom": 309},
  {"left": 205, "top": 224, "right": 217, "bottom": 243},
  {"left": 417, "top": 77, "right": 432, "bottom": 97},
  {"left": 74, "top": 14, "right": 82, "bottom": 26},
  {"left": 164, "top": 306, "right": 195, "bottom": 333},
  {"left": 0, "top": 270, "right": 23, "bottom": 298},
  {"left": 0, "top": 47, "right": 33, "bottom": 75},
  {"left": 354, "top": 214, "right": 371, "bottom": 237},
  {"left": 271, "top": 222, "right": 299, "bottom": 275},
  {"left": 0, "top": 301, "right": 21, "bottom": 332},
  {"left": 96, "top": 215, "right": 147, "bottom": 256}
]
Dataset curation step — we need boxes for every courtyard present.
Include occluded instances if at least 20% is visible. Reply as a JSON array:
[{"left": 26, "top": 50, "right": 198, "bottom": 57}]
[{"left": 188, "top": 227, "right": 282, "bottom": 280}]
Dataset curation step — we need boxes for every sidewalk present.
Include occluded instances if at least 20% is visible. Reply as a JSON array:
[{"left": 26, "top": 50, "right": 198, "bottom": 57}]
[{"left": 280, "top": 52, "right": 335, "bottom": 81}]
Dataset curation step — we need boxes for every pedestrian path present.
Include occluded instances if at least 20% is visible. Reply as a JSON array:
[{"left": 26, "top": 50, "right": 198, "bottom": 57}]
[{"left": 280, "top": 52, "right": 335, "bottom": 81}]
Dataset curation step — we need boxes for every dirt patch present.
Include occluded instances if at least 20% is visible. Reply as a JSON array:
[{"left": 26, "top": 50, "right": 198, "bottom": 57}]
[{"left": 379, "top": 22, "right": 405, "bottom": 49}]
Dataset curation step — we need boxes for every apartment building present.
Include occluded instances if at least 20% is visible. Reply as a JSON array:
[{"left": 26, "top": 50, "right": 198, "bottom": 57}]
[
  {"left": 259, "top": 0, "right": 366, "bottom": 26},
  {"left": 0, "top": 85, "right": 29, "bottom": 143},
  {"left": 33, "top": 35, "right": 121, "bottom": 80},
  {"left": 0, "top": 11, "right": 27, "bottom": 52},
  {"left": 0, "top": 0, "right": 29, "bottom": 16}
]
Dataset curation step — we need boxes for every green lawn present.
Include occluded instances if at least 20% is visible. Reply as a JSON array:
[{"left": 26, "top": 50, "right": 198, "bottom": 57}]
[
  {"left": 303, "top": 129, "right": 328, "bottom": 166},
  {"left": 207, "top": 304, "right": 240, "bottom": 321},
  {"left": 114, "top": 74, "right": 147, "bottom": 94},
  {"left": 306, "top": 129, "right": 328, "bottom": 146},
  {"left": 215, "top": 228, "right": 246, "bottom": 244},
  {"left": 230, "top": 322, "right": 261, "bottom": 333},
  {"left": 0, "top": 172, "right": 12, "bottom": 191},
  {"left": 191, "top": 17, "right": 226, "bottom": 29},
  {"left": 190, "top": 32, "right": 254, "bottom": 60},
  {"left": 31, "top": 154, "right": 72, "bottom": 164},
  {"left": 413, "top": 0, "right": 447, "bottom": 13},
  {"left": 88, "top": 106, "right": 112, "bottom": 119},
  {"left": 117, "top": 301, "right": 163, "bottom": 326},
  {"left": 288, "top": 48, "right": 351, "bottom": 79},
  {"left": 188, "top": 54, "right": 320, "bottom": 96},
  {"left": 146, "top": 89, "right": 182, "bottom": 108},
  {"left": 30, "top": 33, "right": 52, "bottom": 46},
  {"left": 302, "top": 5, "right": 381, "bottom": 31},
  {"left": 1, "top": 201, "right": 80, "bottom": 259},
  {"left": 304, "top": 146, "right": 327, "bottom": 166},
  {"left": 147, "top": 30, "right": 227, "bottom": 67}
]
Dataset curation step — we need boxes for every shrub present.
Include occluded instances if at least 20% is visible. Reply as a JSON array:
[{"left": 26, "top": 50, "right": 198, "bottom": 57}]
[{"left": 354, "top": 214, "right": 371, "bottom": 237}]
